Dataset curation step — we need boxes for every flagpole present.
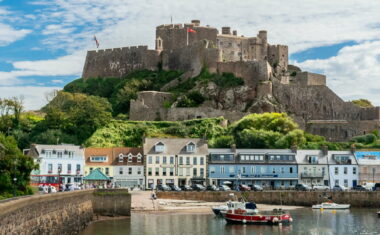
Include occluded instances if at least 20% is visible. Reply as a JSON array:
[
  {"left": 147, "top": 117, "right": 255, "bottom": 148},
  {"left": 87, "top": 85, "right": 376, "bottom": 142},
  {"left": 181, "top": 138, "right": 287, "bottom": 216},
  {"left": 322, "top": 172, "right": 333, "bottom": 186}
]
[{"left": 187, "top": 28, "right": 189, "bottom": 46}]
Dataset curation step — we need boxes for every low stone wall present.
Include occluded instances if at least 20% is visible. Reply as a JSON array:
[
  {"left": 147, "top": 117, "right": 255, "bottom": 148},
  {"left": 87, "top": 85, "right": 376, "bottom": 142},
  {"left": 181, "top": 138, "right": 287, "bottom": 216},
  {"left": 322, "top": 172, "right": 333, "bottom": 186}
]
[
  {"left": 157, "top": 191, "right": 380, "bottom": 208},
  {"left": 0, "top": 189, "right": 131, "bottom": 235}
]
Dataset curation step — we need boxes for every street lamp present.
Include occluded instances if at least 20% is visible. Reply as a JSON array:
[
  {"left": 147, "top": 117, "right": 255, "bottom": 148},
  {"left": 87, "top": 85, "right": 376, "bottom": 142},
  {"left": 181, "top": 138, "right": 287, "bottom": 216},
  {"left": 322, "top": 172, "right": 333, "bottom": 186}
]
[
  {"left": 13, "top": 177, "right": 17, "bottom": 197},
  {"left": 58, "top": 166, "right": 62, "bottom": 191},
  {"left": 373, "top": 167, "right": 376, "bottom": 183}
]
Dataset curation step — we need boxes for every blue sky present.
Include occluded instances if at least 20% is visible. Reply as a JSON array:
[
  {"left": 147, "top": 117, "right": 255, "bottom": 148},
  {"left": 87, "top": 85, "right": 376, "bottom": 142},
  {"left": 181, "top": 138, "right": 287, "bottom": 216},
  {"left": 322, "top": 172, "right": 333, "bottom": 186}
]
[{"left": 1, "top": 0, "right": 380, "bottom": 110}]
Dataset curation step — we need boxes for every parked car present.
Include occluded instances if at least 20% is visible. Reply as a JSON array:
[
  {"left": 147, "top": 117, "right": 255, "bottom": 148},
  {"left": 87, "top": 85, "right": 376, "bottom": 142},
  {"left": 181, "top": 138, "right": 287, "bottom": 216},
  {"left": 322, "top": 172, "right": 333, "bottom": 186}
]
[
  {"left": 170, "top": 185, "right": 182, "bottom": 191},
  {"left": 181, "top": 185, "right": 193, "bottom": 191},
  {"left": 157, "top": 184, "right": 172, "bottom": 191},
  {"left": 206, "top": 185, "right": 219, "bottom": 191},
  {"left": 193, "top": 184, "right": 206, "bottom": 191},
  {"left": 250, "top": 184, "right": 263, "bottom": 191},
  {"left": 332, "top": 185, "right": 349, "bottom": 192},
  {"left": 373, "top": 183, "right": 380, "bottom": 191},
  {"left": 219, "top": 185, "right": 231, "bottom": 191},
  {"left": 312, "top": 185, "right": 330, "bottom": 191},
  {"left": 238, "top": 184, "right": 251, "bottom": 191},
  {"left": 295, "top": 184, "right": 311, "bottom": 191},
  {"left": 352, "top": 185, "right": 367, "bottom": 191}
]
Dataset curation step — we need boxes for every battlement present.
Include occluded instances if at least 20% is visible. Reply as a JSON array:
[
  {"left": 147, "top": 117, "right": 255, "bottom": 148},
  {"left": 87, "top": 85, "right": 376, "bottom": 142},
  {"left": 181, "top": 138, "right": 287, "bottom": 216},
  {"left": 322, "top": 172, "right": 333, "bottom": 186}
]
[{"left": 87, "top": 45, "right": 150, "bottom": 55}]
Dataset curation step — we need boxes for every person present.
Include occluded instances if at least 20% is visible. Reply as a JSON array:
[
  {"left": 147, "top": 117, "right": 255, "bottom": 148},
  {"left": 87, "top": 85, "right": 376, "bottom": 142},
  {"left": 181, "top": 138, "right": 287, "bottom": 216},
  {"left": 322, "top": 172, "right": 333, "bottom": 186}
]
[
  {"left": 151, "top": 191, "right": 157, "bottom": 200},
  {"left": 48, "top": 184, "right": 52, "bottom": 193}
]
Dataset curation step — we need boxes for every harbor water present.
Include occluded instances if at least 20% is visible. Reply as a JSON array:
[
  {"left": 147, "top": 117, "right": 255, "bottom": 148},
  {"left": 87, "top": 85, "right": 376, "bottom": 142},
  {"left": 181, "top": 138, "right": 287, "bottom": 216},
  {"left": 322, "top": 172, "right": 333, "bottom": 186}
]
[{"left": 80, "top": 208, "right": 380, "bottom": 235}]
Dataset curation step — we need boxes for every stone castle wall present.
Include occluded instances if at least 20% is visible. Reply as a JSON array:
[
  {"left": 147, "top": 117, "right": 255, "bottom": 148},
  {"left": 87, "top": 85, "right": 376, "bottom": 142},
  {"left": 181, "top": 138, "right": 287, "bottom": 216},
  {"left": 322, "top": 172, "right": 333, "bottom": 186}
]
[{"left": 82, "top": 46, "right": 159, "bottom": 79}]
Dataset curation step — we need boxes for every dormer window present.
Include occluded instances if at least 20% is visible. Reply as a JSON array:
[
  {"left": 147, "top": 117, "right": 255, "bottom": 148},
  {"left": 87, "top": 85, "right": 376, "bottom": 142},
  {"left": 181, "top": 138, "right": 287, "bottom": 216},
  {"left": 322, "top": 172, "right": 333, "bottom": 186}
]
[
  {"left": 334, "top": 155, "right": 350, "bottom": 164},
  {"left": 308, "top": 155, "right": 319, "bottom": 164},
  {"left": 186, "top": 142, "right": 196, "bottom": 153},
  {"left": 118, "top": 154, "right": 124, "bottom": 163},
  {"left": 155, "top": 142, "right": 165, "bottom": 153},
  {"left": 128, "top": 153, "right": 133, "bottom": 162},
  {"left": 90, "top": 156, "right": 107, "bottom": 162},
  {"left": 137, "top": 153, "right": 142, "bottom": 162}
]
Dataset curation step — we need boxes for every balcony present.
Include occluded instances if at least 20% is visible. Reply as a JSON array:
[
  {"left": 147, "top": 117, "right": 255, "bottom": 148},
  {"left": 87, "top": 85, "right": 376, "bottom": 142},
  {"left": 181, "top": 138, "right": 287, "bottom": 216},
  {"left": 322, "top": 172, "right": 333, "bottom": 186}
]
[{"left": 301, "top": 172, "right": 324, "bottom": 178}]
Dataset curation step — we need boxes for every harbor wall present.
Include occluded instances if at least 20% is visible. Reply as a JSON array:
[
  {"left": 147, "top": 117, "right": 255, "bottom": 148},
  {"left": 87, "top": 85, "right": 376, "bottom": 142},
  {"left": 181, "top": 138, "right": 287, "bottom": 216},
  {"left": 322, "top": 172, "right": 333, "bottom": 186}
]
[
  {"left": 156, "top": 191, "right": 380, "bottom": 208},
  {"left": 0, "top": 189, "right": 131, "bottom": 235}
]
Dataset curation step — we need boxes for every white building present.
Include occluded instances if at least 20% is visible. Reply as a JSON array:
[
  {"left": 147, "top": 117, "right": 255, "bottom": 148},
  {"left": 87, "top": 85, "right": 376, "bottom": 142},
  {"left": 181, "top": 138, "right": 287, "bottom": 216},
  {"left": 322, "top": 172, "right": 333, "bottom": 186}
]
[
  {"left": 296, "top": 150, "right": 330, "bottom": 187},
  {"left": 328, "top": 151, "right": 359, "bottom": 189},
  {"left": 144, "top": 138, "right": 208, "bottom": 189},
  {"left": 26, "top": 144, "right": 85, "bottom": 186}
]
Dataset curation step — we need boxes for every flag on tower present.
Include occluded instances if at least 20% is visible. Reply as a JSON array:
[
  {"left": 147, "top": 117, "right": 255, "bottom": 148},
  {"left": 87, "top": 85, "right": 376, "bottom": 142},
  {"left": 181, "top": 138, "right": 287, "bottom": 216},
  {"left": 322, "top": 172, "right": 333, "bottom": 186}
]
[
  {"left": 187, "top": 28, "right": 196, "bottom": 33},
  {"left": 93, "top": 35, "right": 100, "bottom": 48}
]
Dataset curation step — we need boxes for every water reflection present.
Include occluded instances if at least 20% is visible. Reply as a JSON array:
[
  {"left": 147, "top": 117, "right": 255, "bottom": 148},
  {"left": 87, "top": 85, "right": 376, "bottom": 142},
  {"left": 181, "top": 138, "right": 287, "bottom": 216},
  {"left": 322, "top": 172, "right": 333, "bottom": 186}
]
[{"left": 80, "top": 209, "right": 380, "bottom": 235}]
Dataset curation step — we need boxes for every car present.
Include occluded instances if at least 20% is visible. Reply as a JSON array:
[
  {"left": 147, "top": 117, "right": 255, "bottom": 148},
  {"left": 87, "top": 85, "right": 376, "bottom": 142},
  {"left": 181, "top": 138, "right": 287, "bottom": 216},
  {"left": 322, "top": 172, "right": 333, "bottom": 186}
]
[
  {"left": 170, "top": 185, "right": 182, "bottom": 191},
  {"left": 295, "top": 184, "right": 311, "bottom": 191},
  {"left": 238, "top": 184, "right": 251, "bottom": 191},
  {"left": 192, "top": 184, "right": 206, "bottom": 191},
  {"left": 180, "top": 185, "right": 193, "bottom": 191},
  {"left": 157, "top": 184, "right": 172, "bottom": 191},
  {"left": 352, "top": 185, "right": 367, "bottom": 191},
  {"left": 250, "top": 184, "right": 263, "bottom": 191},
  {"left": 373, "top": 183, "right": 380, "bottom": 191},
  {"left": 219, "top": 185, "right": 231, "bottom": 191},
  {"left": 206, "top": 185, "right": 219, "bottom": 191},
  {"left": 312, "top": 185, "right": 330, "bottom": 191},
  {"left": 332, "top": 185, "right": 349, "bottom": 192}
]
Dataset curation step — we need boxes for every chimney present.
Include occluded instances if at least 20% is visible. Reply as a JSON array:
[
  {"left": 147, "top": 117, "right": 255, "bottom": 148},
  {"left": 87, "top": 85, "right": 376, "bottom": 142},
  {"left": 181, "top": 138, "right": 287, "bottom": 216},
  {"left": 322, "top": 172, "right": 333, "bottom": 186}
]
[
  {"left": 291, "top": 145, "right": 297, "bottom": 153},
  {"left": 191, "top": 19, "right": 200, "bottom": 26},
  {"left": 233, "top": 30, "right": 237, "bottom": 36},
  {"left": 321, "top": 145, "right": 328, "bottom": 156},
  {"left": 230, "top": 144, "right": 236, "bottom": 153},
  {"left": 222, "top": 27, "right": 231, "bottom": 35}
]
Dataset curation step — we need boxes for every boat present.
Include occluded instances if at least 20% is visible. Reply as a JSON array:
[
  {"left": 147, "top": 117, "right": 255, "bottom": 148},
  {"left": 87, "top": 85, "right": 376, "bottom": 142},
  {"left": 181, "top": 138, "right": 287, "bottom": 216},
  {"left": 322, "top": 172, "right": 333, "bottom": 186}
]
[
  {"left": 223, "top": 208, "right": 293, "bottom": 224},
  {"left": 377, "top": 211, "right": 380, "bottom": 218},
  {"left": 212, "top": 201, "right": 259, "bottom": 216},
  {"left": 312, "top": 202, "right": 350, "bottom": 209}
]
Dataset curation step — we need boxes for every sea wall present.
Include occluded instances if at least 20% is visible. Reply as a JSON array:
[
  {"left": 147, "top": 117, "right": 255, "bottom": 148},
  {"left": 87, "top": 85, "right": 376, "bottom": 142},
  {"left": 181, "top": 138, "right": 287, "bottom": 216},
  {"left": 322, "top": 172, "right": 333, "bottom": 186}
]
[
  {"left": 0, "top": 189, "right": 131, "bottom": 235},
  {"left": 156, "top": 191, "right": 380, "bottom": 208}
]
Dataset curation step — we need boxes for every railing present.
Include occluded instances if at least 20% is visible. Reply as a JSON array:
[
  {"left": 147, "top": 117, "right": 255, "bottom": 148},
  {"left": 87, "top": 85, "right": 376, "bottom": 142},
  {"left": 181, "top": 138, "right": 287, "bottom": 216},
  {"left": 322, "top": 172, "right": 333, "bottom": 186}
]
[{"left": 301, "top": 172, "right": 324, "bottom": 178}]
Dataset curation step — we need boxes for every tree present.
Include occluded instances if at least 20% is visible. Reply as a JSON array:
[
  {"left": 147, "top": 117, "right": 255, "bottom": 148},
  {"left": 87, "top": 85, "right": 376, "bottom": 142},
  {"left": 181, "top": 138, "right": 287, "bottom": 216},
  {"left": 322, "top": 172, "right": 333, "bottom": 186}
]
[
  {"left": 0, "top": 97, "right": 24, "bottom": 133},
  {"left": 0, "top": 133, "right": 36, "bottom": 198},
  {"left": 352, "top": 99, "right": 374, "bottom": 108}
]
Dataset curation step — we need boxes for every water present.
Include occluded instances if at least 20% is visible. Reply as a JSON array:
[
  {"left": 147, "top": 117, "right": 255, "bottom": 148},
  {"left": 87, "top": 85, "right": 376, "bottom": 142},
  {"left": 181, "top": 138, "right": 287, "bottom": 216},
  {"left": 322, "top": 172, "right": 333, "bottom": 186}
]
[{"left": 80, "top": 209, "right": 380, "bottom": 235}]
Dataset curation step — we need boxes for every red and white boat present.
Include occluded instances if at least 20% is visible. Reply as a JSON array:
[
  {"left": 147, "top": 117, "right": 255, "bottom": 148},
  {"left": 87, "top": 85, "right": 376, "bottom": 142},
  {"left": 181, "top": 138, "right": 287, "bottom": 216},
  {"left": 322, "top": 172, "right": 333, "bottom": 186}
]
[{"left": 223, "top": 208, "right": 293, "bottom": 225}]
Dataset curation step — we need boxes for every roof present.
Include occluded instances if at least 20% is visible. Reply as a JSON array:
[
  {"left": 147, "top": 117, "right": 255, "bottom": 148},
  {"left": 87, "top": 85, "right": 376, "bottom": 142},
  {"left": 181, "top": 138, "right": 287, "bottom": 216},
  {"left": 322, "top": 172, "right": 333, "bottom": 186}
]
[
  {"left": 28, "top": 144, "right": 84, "bottom": 159},
  {"left": 83, "top": 168, "right": 109, "bottom": 181},
  {"left": 208, "top": 148, "right": 295, "bottom": 155},
  {"left": 143, "top": 138, "right": 208, "bottom": 155},
  {"left": 84, "top": 147, "right": 114, "bottom": 165},
  {"left": 355, "top": 151, "right": 380, "bottom": 165},
  {"left": 327, "top": 150, "right": 358, "bottom": 165},
  {"left": 295, "top": 150, "right": 328, "bottom": 165},
  {"left": 112, "top": 147, "right": 143, "bottom": 166}
]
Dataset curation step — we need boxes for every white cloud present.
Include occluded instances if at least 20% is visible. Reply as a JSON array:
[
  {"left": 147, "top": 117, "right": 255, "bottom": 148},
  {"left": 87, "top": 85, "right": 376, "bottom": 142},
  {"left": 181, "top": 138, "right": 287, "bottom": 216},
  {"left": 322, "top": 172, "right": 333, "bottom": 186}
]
[
  {"left": 51, "top": 79, "right": 64, "bottom": 84},
  {"left": 0, "top": 23, "right": 31, "bottom": 46},
  {"left": 0, "top": 86, "right": 62, "bottom": 110},
  {"left": 296, "top": 41, "right": 380, "bottom": 105}
]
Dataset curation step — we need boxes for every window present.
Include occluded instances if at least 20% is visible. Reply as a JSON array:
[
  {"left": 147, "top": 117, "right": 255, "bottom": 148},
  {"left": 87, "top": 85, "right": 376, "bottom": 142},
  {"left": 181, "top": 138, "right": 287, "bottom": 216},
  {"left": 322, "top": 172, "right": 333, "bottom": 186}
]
[
  {"left": 210, "top": 167, "right": 215, "bottom": 174},
  {"left": 241, "top": 155, "right": 245, "bottom": 161},
  {"left": 163, "top": 156, "right": 167, "bottom": 164},
  {"left": 57, "top": 152, "right": 63, "bottom": 158},
  {"left": 242, "top": 167, "right": 246, "bottom": 174},
  {"left": 46, "top": 151, "right": 52, "bottom": 158},
  {"left": 118, "top": 154, "right": 124, "bottom": 163},
  {"left": 221, "top": 166, "right": 225, "bottom": 174},
  {"left": 344, "top": 167, "right": 347, "bottom": 174},
  {"left": 290, "top": 167, "right": 293, "bottom": 174},
  {"left": 186, "top": 157, "right": 190, "bottom": 165},
  {"left": 155, "top": 143, "right": 165, "bottom": 152},
  {"left": 137, "top": 167, "right": 142, "bottom": 175},
  {"left": 90, "top": 167, "right": 93, "bottom": 172},
  {"left": 119, "top": 167, "right": 123, "bottom": 175},
  {"left": 344, "top": 179, "right": 348, "bottom": 187},
  {"left": 200, "top": 168, "right": 204, "bottom": 177},
  {"left": 163, "top": 168, "right": 167, "bottom": 176},
  {"left": 48, "top": 164, "right": 53, "bottom": 173},
  {"left": 335, "top": 179, "right": 339, "bottom": 186},
  {"left": 58, "top": 164, "right": 62, "bottom": 173},
  {"left": 281, "top": 167, "right": 284, "bottom": 174},
  {"left": 200, "top": 157, "right": 204, "bottom": 165},
  {"left": 179, "top": 168, "right": 183, "bottom": 176},
  {"left": 76, "top": 164, "right": 80, "bottom": 173},
  {"left": 309, "top": 155, "right": 318, "bottom": 164},
  {"left": 251, "top": 167, "right": 255, "bottom": 174},
  {"left": 353, "top": 167, "right": 357, "bottom": 175},
  {"left": 261, "top": 167, "right": 266, "bottom": 174},
  {"left": 148, "top": 156, "right": 152, "bottom": 164},
  {"left": 156, "top": 156, "right": 160, "bottom": 164},
  {"left": 137, "top": 154, "right": 142, "bottom": 162},
  {"left": 148, "top": 168, "right": 152, "bottom": 176},
  {"left": 155, "top": 167, "right": 159, "bottom": 176},
  {"left": 187, "top": 143, "right": 196, "bottom": 152},
  {"left": 105, "top": 167, "right": 109, "bottom": 176},
  {"left": 193, "top": 168, "right": 197, "bottom": 176},
  {"left": 90, "top": 156, "right": 107, "bottom": 162},
  {"left": 128, "top": 167, "right": 132, "bottom": 175},
  {"left": 170, "top": 156, "right": 174, "bottom": 164},
  {"left": 179, "top": 157, "right": 183, "bottom": 165},
  {"left": 128, "top": 154, "right": 132, "bottom": 162},
  {"left": 170, "top": 168, "right": 174, "bottom": 176},
  {"left": 335, "top": 167, "right": 339, "bottom": 175},
  {"left": 272, "top": 167, "right": 276, "bottom": 174},
  {"left": 68, "top": 151, "right": 74, "bottom": 158},
  {"left": 193, "top": 157, "right": 197, "bottom": 165},
  {"left": 229, "top": 167, "right": 234, "bottom": 173},
  {"left": 186, "top": 168, "right": 190, "bottom": 176},
  {"left": 67, "top": 164, "right": 71, "bottom": 173}
]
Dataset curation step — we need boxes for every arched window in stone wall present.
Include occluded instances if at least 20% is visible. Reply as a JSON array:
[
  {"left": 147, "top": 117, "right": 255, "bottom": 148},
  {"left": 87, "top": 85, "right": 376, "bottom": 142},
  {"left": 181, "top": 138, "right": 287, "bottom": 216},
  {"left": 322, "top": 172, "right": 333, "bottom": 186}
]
[{"left": 156, "top": 37, "right": 163, "bottom": 51}]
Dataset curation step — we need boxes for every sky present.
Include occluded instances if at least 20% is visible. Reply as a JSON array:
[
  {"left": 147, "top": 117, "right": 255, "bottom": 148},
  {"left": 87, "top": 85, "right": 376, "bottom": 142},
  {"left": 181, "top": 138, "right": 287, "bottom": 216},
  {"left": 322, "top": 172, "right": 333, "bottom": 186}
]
[{"left": 1, "top": 0, "right": 380, "bottom": 110}]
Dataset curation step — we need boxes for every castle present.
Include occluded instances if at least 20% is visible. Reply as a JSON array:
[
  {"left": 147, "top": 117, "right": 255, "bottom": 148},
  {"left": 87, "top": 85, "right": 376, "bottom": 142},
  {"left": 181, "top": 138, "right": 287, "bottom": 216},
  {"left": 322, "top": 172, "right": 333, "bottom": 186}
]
[{"left": 82, "top": 20, "right": 380, "bottom": 141}]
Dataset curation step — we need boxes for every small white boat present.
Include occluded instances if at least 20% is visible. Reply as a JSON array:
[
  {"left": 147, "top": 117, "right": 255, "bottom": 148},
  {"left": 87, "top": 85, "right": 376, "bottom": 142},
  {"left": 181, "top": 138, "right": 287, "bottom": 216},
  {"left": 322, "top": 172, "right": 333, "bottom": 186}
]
[
  {"left": 212, "top": 201, "right": 259, "bottom": 216},
  {"left": 312, "top": 202, "right": 350, "bottom": 209}
]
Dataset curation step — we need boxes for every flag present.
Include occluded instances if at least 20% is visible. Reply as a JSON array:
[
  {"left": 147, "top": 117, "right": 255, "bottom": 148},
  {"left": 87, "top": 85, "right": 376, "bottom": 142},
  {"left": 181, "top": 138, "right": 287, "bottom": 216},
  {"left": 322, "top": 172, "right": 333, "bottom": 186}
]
[
  {"left": 187, "top": 28, "right": 196, "bottom": 33},
  {"left": 93, "top": 35, "right": 99, "bottom": 48}
]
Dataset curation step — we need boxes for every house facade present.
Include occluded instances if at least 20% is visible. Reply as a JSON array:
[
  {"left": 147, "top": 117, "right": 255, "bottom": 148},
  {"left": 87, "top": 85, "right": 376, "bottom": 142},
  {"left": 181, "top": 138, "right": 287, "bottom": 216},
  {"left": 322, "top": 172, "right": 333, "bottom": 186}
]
[
  {"left": 296, "top": 150, "right": 330, "bottom": 187},
  {"left": 355, "top": 151, "right": 380, "bottom": 184},
  {"left": 144, "top": 138, "right": 208, "bottom": 189},
  {"left": 208, "top": 148, "right": 298, "bottom": 189},
  {"left": 328, "top": 151, "right": 359, "bottom": 188},
  {"left": 84, "top": 148, "right": 114, "bottom": 180},
  {"left": 27, "top": 144, "right": 85, "bottom": 187},
  {"left": 112, "top": 147, "right": 145, "bottom": 188}
]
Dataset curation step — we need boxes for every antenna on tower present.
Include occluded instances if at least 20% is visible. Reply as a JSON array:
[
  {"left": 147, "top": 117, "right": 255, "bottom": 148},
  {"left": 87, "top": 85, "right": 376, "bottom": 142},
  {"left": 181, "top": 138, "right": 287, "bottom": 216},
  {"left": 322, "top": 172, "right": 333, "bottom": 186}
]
[{"left": 171, "top": 15, "right": 173, "bottom": 24}]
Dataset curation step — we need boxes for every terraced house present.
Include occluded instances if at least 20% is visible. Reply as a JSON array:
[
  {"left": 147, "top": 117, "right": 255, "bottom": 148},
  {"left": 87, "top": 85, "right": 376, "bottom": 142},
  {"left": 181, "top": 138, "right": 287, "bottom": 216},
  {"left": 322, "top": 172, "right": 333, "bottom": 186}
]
[
  {"left": 355, "top": 151, "right": 380, "bottom": 184},
  {"left": 144, "top": 138, "right": 208, "bottom": 189},
  {"left": 208, "top": 147, "right": 298, "bottom": 189},
  {"left": 296, "top": 149, "right": 330, "bottom": 187},
  {"left": 328, "top": 150, "right": 359, "bottom": 189},
  {"left": 112, "top": 147, "right": 144, "bottom": 188},
  {"left": 84, "top": 148, "right": 114, "bottom": 180}
]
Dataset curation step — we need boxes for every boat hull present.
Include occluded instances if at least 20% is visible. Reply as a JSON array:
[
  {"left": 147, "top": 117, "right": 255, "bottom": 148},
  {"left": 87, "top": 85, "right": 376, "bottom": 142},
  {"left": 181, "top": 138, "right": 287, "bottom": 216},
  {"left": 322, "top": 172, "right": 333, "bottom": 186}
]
[
  {"left": 312, "top": 204, "right": 350, "bottom": 209},
  {"left": 224, "top": 213, "right": 292, "bottom": 225}
]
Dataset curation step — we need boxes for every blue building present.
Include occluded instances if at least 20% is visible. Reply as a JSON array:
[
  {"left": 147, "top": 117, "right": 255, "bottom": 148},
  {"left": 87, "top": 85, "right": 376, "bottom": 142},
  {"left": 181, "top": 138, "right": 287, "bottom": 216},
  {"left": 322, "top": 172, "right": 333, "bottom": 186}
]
[{"left": 208, "top": 148, "right": 298, "bottom": 189}]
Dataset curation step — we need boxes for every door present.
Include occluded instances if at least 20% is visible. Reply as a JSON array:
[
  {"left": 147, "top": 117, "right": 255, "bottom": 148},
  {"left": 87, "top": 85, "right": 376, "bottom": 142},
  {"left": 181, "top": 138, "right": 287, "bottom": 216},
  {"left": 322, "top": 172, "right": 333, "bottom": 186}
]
[
  {"left": 270, "top": 181, "right": 275, "bottom": 189},
  {"left": 353, "top": 180, "right": 357, "bottom": 187}
]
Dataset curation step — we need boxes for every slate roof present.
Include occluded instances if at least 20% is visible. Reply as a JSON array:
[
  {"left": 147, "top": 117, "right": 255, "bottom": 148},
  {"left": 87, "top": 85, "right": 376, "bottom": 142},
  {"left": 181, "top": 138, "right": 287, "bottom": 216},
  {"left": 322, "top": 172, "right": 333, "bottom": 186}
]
[
  {"left": 27, "top": 144, "right": 83, "bottom": 159},
  {"left": 83, "top": 168, "right": 109, "bottom": 181},
  {"left": 143, "top": 138, "right": 208, "bottom": 155},
  {"left": 295, "top": 150, "right": 328, "bottom": 165}
]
